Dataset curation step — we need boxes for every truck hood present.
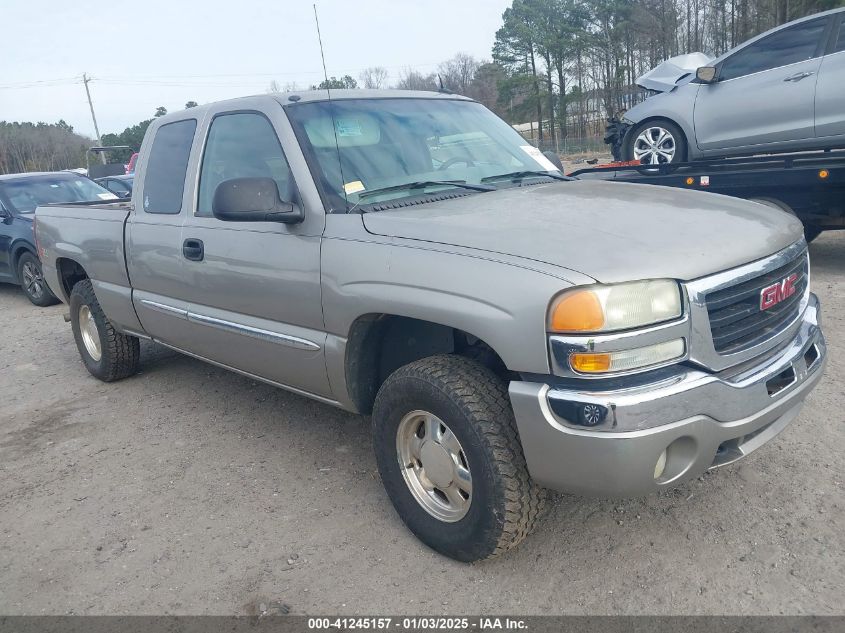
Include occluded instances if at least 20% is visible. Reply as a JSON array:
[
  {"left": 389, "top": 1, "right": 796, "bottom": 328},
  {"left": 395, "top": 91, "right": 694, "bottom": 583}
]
[
  {"left": 636, "top": 52, "right": 713, "bottom": 92},
  {"left": 361, "top": 180, "right": 803, "bottom": 284}
]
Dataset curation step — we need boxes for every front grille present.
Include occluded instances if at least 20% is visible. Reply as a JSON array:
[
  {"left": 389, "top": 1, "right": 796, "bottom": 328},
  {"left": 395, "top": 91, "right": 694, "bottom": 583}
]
[{"left": 705, "top": 252, "right": 808, "bottom": 354}]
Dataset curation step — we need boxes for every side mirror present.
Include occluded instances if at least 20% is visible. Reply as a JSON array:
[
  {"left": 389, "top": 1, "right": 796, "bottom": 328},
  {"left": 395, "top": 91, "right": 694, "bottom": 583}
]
[
  {"left": 212, "top": 177, "right": 304, "bottom": 224},
  {"left": 542, "top": 150, "right": 564, "bottom": 172},
  {"left": 696, "top": 66, "right": 718, "bottom": 83}
]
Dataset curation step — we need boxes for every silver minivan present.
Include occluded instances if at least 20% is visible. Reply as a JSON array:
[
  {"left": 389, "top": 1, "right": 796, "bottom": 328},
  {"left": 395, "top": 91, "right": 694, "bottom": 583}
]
[{"left": 618, "top": 8, "right": 845, "bottom": 164}]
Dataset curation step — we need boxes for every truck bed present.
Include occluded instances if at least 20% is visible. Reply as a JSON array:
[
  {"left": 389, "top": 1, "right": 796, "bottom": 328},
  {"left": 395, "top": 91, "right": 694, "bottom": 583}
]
[{"left": 35, "top": 202, "right": 135, "bottom": 326}]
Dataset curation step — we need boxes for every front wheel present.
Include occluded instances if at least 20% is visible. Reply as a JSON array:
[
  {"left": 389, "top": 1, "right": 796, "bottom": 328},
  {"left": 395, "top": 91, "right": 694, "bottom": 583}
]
[
  {"left": 69, "top": 279, "right": 140, "bottom": 382},
  {"left": 625, "top": 120, "right": 687, "bottom": 165},
  {"left": 372, "top": 355, "right": 547, "bottom": 562},
  {"left": 17, "top": 251, "right": 58, "bottom": 307}
]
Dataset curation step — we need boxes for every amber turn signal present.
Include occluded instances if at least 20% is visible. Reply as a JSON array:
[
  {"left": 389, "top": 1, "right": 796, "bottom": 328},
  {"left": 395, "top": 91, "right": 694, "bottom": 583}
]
[
  {"left": 549, "top": 290, "right": 605, "bottom": 332},
  {"left": 570, "top": 352, "right": 612, "bottom": 373}
]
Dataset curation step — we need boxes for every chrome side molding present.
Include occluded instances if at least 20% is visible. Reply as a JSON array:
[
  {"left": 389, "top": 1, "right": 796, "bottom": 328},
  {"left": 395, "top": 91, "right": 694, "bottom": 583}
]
[{"left": 138, "top": 298, "right": 321, "bottom": 351}]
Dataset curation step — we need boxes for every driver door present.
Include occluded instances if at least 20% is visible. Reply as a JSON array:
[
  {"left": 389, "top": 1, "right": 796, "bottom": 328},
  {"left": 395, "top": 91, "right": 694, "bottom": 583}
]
[
  {"left": 694, "top": 16, "right": 829, "bottom": 151},
  {"left": 176, "top": 106, "right": 330, "bottom": 398}
]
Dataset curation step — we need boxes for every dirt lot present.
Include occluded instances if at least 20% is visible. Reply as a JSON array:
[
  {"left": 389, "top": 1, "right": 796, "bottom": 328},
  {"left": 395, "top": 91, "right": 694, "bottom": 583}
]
[{"left": 1, "top": 234, "right": 843, "bottom": 616}]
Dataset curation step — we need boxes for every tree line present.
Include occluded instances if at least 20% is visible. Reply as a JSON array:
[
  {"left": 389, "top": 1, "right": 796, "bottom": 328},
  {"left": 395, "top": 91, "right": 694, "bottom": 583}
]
[{"left": 0, "top": 120, "right": 91, "bottom": 175}]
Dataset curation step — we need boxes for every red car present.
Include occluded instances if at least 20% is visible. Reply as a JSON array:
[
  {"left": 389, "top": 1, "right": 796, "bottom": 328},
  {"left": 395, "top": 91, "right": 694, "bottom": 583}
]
[{"left": 125, "top": 152, "right": 139, "bottom": 174}]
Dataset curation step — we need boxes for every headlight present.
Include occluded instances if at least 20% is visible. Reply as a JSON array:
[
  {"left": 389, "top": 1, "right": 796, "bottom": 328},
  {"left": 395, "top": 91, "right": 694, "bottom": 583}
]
[{"left": 549, "top": 279, "right": 682, "bottom": 333}]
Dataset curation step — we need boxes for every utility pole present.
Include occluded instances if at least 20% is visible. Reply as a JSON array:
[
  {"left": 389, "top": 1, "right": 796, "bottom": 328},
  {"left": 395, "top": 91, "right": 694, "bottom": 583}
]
[{"left": 83, "top": 73, "right": 106, "bottom": 164}]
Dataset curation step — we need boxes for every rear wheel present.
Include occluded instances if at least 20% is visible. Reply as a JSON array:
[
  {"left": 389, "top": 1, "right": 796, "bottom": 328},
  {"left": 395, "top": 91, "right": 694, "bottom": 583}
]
[
  {"left": 625, "top": 119, "right": 687, "bottom": 165},
  {"left": 69, "top": 279, "right": 140, "bottom": 382},
  {"left": 17, "top": 251, "right": 58, "bottom": 307},
  {"left": 372, "top": 354, "right": 547, "bottom": 562}
]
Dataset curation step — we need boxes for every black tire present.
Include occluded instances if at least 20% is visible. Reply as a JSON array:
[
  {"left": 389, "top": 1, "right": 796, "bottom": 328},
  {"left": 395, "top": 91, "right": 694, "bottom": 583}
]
[
  {"left": 372, "top": 354, "right": 547, "bottom": 562},
  {"left": 624, "top": 119, "right": 687, "bottom": 165},
  {"left": 17, "top": 251, "right": 59, "bottom": 307},
  {"left": 69, "top": 279, "right": 140, "bottom": 382}
]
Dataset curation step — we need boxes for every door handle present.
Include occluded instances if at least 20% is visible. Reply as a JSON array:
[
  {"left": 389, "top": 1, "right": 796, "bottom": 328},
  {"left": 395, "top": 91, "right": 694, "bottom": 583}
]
[
  {"left": 783, "top": 71, "right": 814, "bottom": 82},
  {"left": 182, "top": 238, "right": 204, "bottom": 261}
]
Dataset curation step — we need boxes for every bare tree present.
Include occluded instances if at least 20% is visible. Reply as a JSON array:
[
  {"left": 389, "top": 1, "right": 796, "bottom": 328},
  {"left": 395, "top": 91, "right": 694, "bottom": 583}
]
[
  {"left": 438, "top": 53, "right": 482, "bottom": 93},
  {"left": 359, "top": 66, "right": 389, "bottom": 89},
  {"left": 396, "top": 67, "right": 439, "bottom": 91},
  {"left": 0, "top": 120, "right": 91, "bottom": 175}
]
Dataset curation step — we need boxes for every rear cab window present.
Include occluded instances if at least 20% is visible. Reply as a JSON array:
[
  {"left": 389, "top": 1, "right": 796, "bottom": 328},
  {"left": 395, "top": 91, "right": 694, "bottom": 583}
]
[{"left": 142, "top": 119, "right": 197, "bottom": 214}]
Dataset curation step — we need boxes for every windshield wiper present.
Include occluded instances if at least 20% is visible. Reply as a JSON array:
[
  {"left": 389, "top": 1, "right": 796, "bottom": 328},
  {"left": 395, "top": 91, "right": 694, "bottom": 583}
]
[
  {"left": 356, "top": 180, "right": 496, "bottom": 202},
  {"left": 481, "top": 170, "right": 572, "bottom": 183}
]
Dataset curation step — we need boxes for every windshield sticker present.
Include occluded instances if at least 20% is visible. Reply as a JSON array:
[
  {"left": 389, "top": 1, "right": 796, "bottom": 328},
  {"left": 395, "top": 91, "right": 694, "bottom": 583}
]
[
  {"left": 98, "top": 192, "right": 119, "bottom": 200},
  {"left": 343, "top": 180, "right": 365, "bottom": 195},
  {"left": 520, "top": 145, "right": 559, "bottom": 172},
  {"left": 335, "top": 118, "right": 363, "bottom": 137}
]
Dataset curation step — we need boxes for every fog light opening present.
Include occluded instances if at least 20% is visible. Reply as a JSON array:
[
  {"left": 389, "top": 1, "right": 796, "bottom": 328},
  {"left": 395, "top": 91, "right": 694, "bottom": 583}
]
[
  {"left": 654, "top": 436, "right": 698, "bottom": 484},
  {"left": 654, "top": 450, "right": 667, "bottom": 480}
]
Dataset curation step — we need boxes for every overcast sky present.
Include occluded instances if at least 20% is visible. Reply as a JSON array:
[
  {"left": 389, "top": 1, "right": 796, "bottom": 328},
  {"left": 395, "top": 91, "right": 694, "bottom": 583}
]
[{"left": 1, "top": 0, "right": 511, "bottom": 138}]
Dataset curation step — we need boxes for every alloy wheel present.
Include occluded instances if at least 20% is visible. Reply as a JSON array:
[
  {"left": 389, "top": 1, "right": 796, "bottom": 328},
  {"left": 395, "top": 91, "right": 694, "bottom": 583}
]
[
  {"left": 21, "top": 260, "right": 45, "bottom": 301},
  {"left": 633, "top": 126, "right": 676, "bottom": 165}
]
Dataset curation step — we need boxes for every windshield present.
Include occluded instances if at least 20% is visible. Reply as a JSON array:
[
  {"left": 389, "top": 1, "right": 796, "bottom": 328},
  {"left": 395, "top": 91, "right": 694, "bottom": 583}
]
[
  {"left": 0, "top": 175, "right": 117, "bottom": 214},
  {"left": 286, "top": 98, "right": 562, "bottom": 211}
]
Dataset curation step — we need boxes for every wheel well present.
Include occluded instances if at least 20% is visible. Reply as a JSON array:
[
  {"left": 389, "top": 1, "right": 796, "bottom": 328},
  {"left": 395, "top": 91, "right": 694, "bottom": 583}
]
[
  {"left": 626, "top": 116, "right": 689, "bottom": 160},
  {"left": 55, "top": 258, "right": 89, "bottom": 302},
  {"left": 11, "top": 244, "right": 36, "bottom": 281},
  {"left": 344, "top": 314, "right": 508, "bottom": 415}
]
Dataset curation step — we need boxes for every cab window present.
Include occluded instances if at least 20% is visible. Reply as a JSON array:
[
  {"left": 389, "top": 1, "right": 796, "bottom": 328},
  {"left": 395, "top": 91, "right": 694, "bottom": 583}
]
[
  {"left": 197, "top": 112, "right": 292, "bottom": 217},
  {"left": 142, "top": 119, "right": 197, "bottom": 214}
]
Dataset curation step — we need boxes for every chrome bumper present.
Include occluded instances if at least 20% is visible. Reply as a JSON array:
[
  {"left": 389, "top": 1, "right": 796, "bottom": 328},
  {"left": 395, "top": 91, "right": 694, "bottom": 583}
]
[{"left": 510, "top": 294, "right": 826, "bottom": 497}]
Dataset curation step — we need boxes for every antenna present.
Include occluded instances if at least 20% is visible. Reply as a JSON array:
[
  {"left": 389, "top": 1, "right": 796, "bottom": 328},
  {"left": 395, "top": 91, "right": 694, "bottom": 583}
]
[
  {"left": 313, "top": 4, "right": 331, "bottom": 94},
  {"left": 313, "top": 4, "right": 349, "bottom": 211}
]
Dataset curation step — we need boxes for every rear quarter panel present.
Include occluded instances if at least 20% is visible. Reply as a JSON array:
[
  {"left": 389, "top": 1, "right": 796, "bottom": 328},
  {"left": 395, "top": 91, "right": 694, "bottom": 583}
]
[{"left": 35, "top": 203, "right": 143, "bottom": 333}]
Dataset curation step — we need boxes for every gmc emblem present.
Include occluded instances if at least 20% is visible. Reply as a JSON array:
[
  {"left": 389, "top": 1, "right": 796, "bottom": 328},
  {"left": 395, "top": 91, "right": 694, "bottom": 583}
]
[{"left": 760, "top": 273, "right": 798, "bottom": 310}]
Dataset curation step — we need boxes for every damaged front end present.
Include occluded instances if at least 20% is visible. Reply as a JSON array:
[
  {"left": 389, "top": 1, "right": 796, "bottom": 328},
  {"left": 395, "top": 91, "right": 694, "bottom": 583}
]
[
  {"left": 636, "top": 52, "right": 713, "bottom": 93},
  {"left": 604, "top": 117, "right": 632, "bottom": 162},
  {"left": 604, "top": 52, "right": 713, "bottom": 158}
]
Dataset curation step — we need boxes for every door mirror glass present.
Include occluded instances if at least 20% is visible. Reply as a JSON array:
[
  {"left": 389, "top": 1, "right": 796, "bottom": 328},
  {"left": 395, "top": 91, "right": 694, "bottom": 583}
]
[
  {"left": 212, "top": 177, "right": 303, "bottom": 224},
  {"left": 696, "top": 66, "right": 718, "bottom": 83}
]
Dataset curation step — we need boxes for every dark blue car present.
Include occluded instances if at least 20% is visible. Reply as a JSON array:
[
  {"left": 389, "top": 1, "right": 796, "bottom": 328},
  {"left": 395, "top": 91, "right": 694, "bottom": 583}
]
[{"left": 0, "top": 171, "right": 117, "bottom": 306}]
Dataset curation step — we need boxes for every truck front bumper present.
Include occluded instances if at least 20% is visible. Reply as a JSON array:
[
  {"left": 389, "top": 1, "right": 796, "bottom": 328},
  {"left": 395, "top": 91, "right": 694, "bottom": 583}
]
[{"left": 509, "top": 294, "right": 826, "bottom": 497}]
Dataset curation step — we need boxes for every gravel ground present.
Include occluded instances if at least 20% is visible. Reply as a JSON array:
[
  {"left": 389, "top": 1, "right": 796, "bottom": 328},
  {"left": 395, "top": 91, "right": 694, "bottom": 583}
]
[{"left": 0, "top": 233, "right": 842, "bottom": 616}]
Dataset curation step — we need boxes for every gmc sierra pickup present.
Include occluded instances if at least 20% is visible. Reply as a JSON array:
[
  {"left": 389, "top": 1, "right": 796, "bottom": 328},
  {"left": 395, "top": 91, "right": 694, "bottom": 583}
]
[{"left": 35, "top": 90, "right": 827, "bottom": 562}]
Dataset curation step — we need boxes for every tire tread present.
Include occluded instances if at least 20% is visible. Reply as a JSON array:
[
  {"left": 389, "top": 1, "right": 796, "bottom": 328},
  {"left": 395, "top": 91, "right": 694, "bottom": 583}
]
[
  {"left": 376, "top": 354, "right": 547, "bottom": 560},
  {"left": 70, "top": 279, "right": 139, "bottom": 382}
]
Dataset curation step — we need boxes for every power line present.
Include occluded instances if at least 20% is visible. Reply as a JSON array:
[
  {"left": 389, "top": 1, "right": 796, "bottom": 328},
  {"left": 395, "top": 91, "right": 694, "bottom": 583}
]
[{"left": 0, "top": 60, "right": 446, "bottom": 90}]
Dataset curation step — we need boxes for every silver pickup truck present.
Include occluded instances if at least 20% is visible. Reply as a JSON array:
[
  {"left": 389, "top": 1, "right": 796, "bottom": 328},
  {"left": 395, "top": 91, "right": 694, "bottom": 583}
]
[{"left": 35, "top": 90, "right": 827, "bottom": 562}]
